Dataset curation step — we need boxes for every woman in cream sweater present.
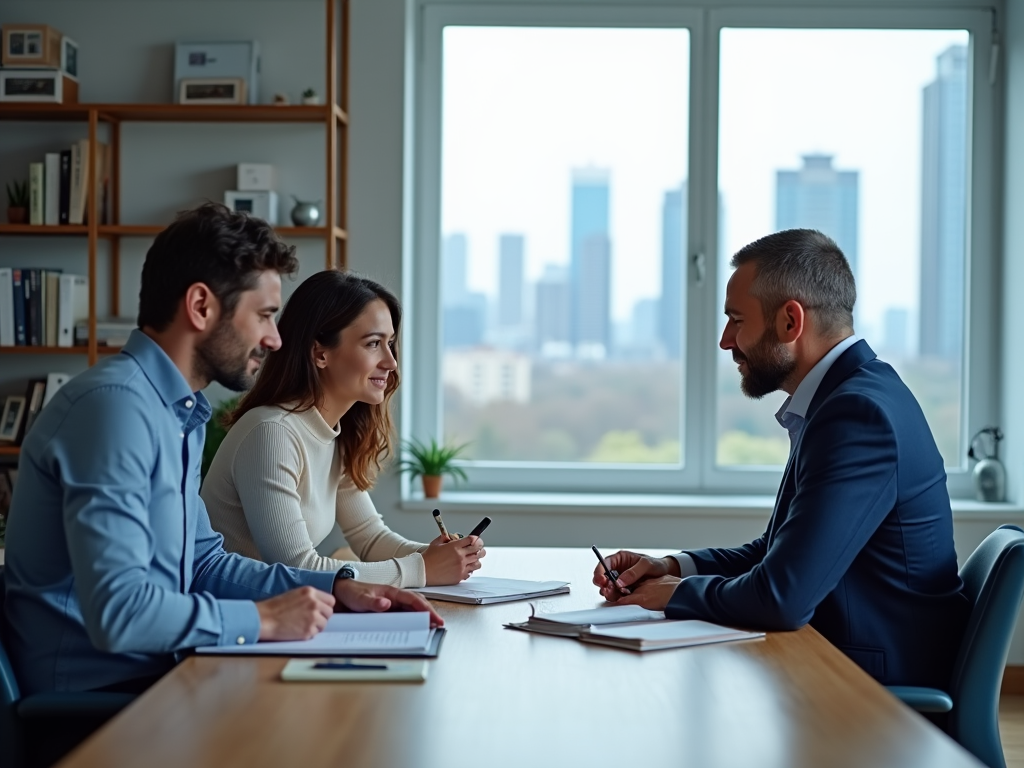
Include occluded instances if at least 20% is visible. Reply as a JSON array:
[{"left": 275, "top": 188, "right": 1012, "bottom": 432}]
[{"left": 201, "top": 271, "right": 485, "bottom": 587}]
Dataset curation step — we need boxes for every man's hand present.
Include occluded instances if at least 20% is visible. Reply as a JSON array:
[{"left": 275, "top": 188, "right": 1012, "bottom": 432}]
[
  {"left": 256, "top": 586, "right": 335, "bottom": 641},
  {"left": 422, "top": 535, "right": 486, "bottom": 585},
  {"left": 333, "top": 579, "right": 445, "bottom": 628},
  {"left": 592, "top": 550, "right": 681, "bottom": 601},
  {"left": 609, "top": 575, "right": 682, "bottom": 611}
]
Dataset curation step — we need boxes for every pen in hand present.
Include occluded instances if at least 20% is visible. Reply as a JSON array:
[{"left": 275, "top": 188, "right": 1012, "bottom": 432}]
[
  {"left": 592, "top": 545, "right": 631, "bottom": 595},
  {"left": 432, "top": 508, "right": 455, "bottom": 542}
]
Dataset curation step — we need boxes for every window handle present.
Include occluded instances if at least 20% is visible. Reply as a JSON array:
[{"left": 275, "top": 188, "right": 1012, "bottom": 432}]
[{"left": 693, "top": 252, "right": 706, "bottom": 287}]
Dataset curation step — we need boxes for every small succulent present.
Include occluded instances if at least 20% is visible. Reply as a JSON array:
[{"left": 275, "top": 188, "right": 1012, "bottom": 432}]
[
  {"left": 302, "top": 87, "right": 317, "bottom": 98},
  {"left": 6, "top": 179, "right": 28, "bottom": 208}
]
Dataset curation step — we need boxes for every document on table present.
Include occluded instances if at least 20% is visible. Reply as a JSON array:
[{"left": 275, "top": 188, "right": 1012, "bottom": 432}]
[
  {"left": 196, "top": 612, "right": 439, "bottom": 656},
  {"left": 505, "top": 604, "right": 666, "bottom": 637},
  {"left": 413, "top": 576, "right": 570, "bottom": 604}
]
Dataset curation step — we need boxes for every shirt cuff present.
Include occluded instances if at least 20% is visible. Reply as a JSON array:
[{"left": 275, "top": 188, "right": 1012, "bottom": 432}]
[
  {"left": 217, "top": 599, "right": 261, "bottom": 647},
  {"left": 671, "top": 553, "right": 699, "bottom": 578}
]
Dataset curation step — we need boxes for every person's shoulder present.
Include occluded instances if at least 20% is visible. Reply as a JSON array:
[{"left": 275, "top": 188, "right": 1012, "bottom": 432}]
[{"left": 60, "top": 353, "right": 149, "bottom": 403}]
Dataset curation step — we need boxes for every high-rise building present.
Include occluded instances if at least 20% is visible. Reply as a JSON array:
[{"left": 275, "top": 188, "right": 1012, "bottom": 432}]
[
  {"left": 570, "top": 168, "right": 611, "bottom": 356},
  {"left": 535, "top": 264, "right": 571, "bottom": 358},
  {"left": 919, "top": 45, "right": 967, "bottom": 362},
  {"left": 660, "top": 184, "right": 686, "bottom": 358},
  {"left": 498, "top": 234, "right": 524, "bottom": 328},
  {"left": 441, "top": 233, "right": 486, "bottom": 348},
  {"left": 442, "top": 233, "right": 469, "bottom": 307},
  {"left": 776, "top": 154, "right": 859, "bottom": 277}
]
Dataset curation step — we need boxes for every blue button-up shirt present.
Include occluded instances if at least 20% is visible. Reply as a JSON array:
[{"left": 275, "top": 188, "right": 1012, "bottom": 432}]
[{"left": 5, "top": 330, "right": 337, "bottom": 694}]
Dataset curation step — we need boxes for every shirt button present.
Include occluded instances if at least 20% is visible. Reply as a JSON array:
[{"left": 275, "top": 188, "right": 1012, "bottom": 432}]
[
  {"left": 180, "top": 432, "right": 185, "bottom": 439},
  {"left": 237, "top": 636, "right": 246, "bottom": 645},
  {"left": 185, "top": 400, "right": 193, "bottom": 408}
]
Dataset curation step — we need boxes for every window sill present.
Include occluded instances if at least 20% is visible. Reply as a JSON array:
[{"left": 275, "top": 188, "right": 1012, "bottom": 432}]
[{"left": 400, "top": 492, "right": 1024, "bottom": 520}]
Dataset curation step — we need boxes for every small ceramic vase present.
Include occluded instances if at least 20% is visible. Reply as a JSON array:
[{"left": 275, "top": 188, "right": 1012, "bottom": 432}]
[{"left": 290, "top": 197, "right": 321, "bottom": 227}]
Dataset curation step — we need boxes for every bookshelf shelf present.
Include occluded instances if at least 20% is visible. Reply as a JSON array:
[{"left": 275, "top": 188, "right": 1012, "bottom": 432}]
[
  {"left": 98, "top": 225, "right": 331, "bottom": 239},
  {"left": 0, "top": 446, "right": 19, "bottom": 457},
  {"left": 0, "top": 346, "right": 120, "bottom": 356},
  {"left": 0, "top": 104, "right": 332, "bottom": 124},
  {"left": 0, "top": 225, "right": 90, "bottom": 236}
]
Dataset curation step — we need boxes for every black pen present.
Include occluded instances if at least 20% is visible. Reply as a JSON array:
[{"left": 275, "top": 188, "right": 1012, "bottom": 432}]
[
  {"left": 468, "top": 516, "right": 492, "bottom": 538},
  {"left": 312, "top": 661, "right": 389, "bottom": 670},
  {"left": 592, "top": 545, "right": 630, "bottom": 595}
]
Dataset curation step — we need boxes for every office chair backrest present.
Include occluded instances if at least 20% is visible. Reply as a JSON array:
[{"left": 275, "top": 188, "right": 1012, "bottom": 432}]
[
  {"left": 948, "top": 525, "right": 1024, "bottom": 768},
  {"left": 0, "top": 567, "right": 23, "bottom": 768}
]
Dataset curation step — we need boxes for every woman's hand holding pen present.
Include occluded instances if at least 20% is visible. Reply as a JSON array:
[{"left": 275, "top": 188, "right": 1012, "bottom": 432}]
[
  {"left": 593, "top": 550, "right": 681, "bottom": 602},
  {"left": 423, "top": 534, "right": 486, "bottom": 585}
]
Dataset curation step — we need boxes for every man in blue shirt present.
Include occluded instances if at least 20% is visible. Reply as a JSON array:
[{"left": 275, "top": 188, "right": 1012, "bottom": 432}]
[
  {"left": 5, "top": 203, "right": 441, "bottom": 700},
  {"left": 594, "top": 229, "right": 968, "bottom": 689}
]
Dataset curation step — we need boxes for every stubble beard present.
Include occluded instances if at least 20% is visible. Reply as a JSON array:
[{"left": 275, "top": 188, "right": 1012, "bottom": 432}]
[
  {"left": 195, "top": 319, "right": 265, "bottom": 392},
  {"left": 735, "top": 326, "right": 797, "bottom": 400}
]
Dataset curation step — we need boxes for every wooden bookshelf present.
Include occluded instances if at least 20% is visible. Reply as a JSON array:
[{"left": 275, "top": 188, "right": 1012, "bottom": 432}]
[
  {"left": 1, "top": 0, "right": 350, "bottom": 372},
  {"left": 0, "top": 446, "right": 19, "bottom": 457}
]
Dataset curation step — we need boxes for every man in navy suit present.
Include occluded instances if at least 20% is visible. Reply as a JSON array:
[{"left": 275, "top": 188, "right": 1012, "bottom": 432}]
[{"left": 595, "top": 229, "right": 969, "bottom": 688}]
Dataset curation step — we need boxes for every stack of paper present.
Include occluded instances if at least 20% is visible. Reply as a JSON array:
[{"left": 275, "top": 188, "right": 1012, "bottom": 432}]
[
  {"left": 414, "top": 577, "right": 570, "bottom": 605},
  {"left": 579, "top": 620, "right": 764, "bottom": 652},
  {"left": 196, "top": 612, "right": 444, "bottom": 657},
  {"left": 505, "top": 605, "right": 665, "bottom": 637}
]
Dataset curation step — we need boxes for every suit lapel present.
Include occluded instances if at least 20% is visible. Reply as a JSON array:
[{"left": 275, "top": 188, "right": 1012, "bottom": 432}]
[{"left": 765, "top": 340, "right": 877, "bottom": 547}]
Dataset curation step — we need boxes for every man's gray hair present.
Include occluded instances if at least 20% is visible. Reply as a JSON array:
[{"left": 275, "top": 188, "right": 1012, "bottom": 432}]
[{"left": 731, "top": 229, "right": 856, "bottom": 337}]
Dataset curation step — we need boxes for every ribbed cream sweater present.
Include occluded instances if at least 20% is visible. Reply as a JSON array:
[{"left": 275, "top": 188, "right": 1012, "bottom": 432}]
[{"left": 201, "top": 404, "right": 427, "bottom": 587}]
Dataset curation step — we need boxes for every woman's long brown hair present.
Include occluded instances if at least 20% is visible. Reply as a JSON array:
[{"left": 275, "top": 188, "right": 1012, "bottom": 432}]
[{"left": 227, "top": 270, "right": 401, "bottom": 491}]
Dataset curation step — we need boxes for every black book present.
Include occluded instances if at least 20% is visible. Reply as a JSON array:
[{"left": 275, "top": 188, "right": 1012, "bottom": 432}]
[
  {"left": 25, "top": 269, "right": 41, "bottom": 346},
  {"left": 58, "top": 148, "right": 72, "bottom": 225}
]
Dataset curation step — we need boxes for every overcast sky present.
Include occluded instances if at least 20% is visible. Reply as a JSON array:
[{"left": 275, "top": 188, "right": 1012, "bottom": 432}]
[{"left": 441, "top": 25, "right": 969, "bottom": 346}]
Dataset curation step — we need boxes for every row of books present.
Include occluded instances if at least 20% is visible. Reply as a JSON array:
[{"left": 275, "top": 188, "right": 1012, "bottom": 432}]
[
  {"left": 23, "top": 140, "right": 110, "bottom": 226},
  {"left": 0, "top": 267, "right": 87, "bottom": 347}
]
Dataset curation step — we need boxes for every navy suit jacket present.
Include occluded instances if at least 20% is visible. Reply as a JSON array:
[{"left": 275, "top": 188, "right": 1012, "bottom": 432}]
[{"left": 667, "top": 340, "right": 970, "bottom": 687}]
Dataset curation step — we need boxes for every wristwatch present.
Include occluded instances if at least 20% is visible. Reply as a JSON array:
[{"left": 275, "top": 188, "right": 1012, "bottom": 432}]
[{"left": 336, "top": 565, "right": 359, "bottom": 581}]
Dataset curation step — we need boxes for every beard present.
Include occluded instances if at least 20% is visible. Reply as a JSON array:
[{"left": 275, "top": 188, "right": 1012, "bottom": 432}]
[
  {"left": 195, "top": 319, "right": 265, "bottom": 392},
  {"left": 734, "top": 326, "right": 796, "bottom": 399}
]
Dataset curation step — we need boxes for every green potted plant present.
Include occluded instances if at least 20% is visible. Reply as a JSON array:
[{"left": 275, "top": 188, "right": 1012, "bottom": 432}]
[
  {"left": 6, "top": 179, "right": 29, "bottom": 224},
  {"left": 202, "top": 396, "right": 239, "bottom": 481},
  {"left": 399, "top": 437, "right": 469, "bottom": 498},
  {"left": 301, "top": 87, "right": 321, "bottom": 105}
]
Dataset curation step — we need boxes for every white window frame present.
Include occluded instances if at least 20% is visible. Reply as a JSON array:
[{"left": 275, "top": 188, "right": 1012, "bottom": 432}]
[{"left": 405, "top": 1, "right": 998, "bottom": 500}]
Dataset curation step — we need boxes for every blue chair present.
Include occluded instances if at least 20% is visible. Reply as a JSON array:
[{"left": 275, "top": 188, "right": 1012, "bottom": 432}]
[
  {"left": 889, "top": 524, "right": 1024, "bottom": 768},
  {"left": 0, "top": 568, "right": 133, "bottom": 768}
]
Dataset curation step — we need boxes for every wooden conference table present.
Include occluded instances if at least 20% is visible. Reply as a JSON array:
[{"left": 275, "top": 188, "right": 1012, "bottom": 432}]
[{"left": 57, "top": 547, "right": 982, "bottom": 768}]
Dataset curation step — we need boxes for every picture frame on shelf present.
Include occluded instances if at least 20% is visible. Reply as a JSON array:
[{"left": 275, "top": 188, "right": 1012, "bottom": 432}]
[
  {"left": 2, "top": 24, "right": 62, "bottom": 68},
  {"left": 61, "top": 36, "right": 79, "bottom": 80},
  {"left": 0, "top": 396, "right": 26, "bottom": 443},
  {"left": 178, "top": 77, "right": 246, "bottom": 105},
  {"left": 0, "top": 69, "right": 78, "bottom": 103}
]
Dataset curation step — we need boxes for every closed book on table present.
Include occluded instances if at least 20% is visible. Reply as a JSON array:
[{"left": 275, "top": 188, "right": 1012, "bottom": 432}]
[
  {"left": 57, "top": 274, "right": 87, "bottom": 347},
  {"left": 578, "top": 620, "right": 765, "bottom": 652},
  {"left": 29, "top": 162, "right": 44, "bottom": 225},
  {"left": 413, "top": 576, "right": 570, "bottom": 605},
  {"left": 505, "top": 605, "right": 666, "bottom": 638},
  {"left": 11, "top": 269, "right": 26, "bottom": 346},
  {"left": 58, "top": 148, "right": 71, "bottom": 225},
  {"left": 43, "top": 153, "right": 60, "bottom": 225},
  {"left": 0, "top": 267, "right": 13, "bottom": 346}
]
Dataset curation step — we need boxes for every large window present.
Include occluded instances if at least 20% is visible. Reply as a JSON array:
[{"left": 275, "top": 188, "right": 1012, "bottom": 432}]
[{"left": 410, "top": 5, "right": 996, "bottom": 497}]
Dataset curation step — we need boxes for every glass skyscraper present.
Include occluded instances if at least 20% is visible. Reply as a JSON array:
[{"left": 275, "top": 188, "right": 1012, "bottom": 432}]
[
  {"left": 659, "top": 184, "right": 686, "bottom": 359},
  {"left": 776, "top": 154, "right": 859, "bottom": 277},
  {"left": 919, "top": 45, "right": 967, "bottom": 362},
  {"left": 570, "top": 168, "right": 611, "bottom": 356}
]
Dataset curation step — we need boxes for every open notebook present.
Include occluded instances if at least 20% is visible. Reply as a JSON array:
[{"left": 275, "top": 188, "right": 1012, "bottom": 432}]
[
  {"left": 195, "top": 612, "right": 445, "bottom": 657},
  {"left": 505, "top": 604, "right": 665, "bottom": 637},
  {"left": 414, "top": 577, "right": 570, "bottom": 605}
]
